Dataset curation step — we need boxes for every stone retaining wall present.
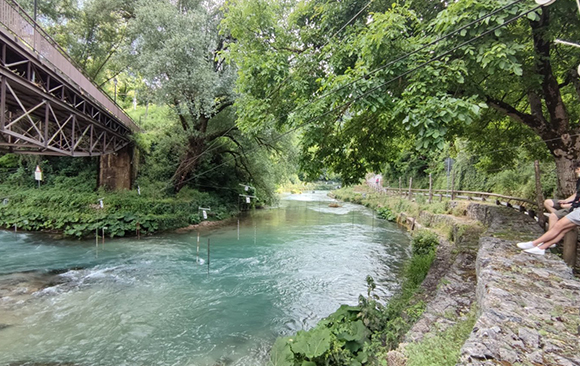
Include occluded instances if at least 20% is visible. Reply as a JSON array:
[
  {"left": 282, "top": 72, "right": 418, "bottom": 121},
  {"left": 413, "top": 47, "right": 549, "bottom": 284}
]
[
  {"left": 391, "top": 203, "right": 580, "bottom": 366},
  {"left": 459, "top": 204, "right": 580, "bottom": 365}
]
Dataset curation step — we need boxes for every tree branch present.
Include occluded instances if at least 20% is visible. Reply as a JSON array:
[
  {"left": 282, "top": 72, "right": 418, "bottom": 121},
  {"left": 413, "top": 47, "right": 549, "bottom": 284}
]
[
  {"left": 205, "top": 126, "right": 239, "bottom": 142},
  {"left": 485, "top": 95, "right": 543, "bottom": 131}
]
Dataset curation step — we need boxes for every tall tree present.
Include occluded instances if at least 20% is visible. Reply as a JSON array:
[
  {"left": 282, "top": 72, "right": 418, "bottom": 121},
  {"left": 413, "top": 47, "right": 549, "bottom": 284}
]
[{"left": 129, "top": 0, "right": 238, "bottom": 192}]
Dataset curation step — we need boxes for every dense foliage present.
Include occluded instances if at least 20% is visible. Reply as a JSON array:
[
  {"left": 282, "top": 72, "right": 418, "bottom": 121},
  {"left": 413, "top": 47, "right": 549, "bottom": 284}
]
[
  {"left": 0, "top": 158, "right": 238, "bottom": 238},
  {"left": 222, "top": 0, "right": 580, "bottom": 195}
]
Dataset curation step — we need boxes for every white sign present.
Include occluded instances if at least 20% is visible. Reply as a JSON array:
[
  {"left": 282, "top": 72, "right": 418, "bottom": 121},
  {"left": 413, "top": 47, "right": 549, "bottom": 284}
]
[
  {"left": 244, "top": 185, "right": 249, "bottom": 191},
  {"left": 34, "top": 165, "right": 43, "bottom": 181},
  {"left": 246, "top": 196, "right": 251, "bottom": 203},
  {"left": 202, "top": 210, "right": 207, "bottom": 220}
]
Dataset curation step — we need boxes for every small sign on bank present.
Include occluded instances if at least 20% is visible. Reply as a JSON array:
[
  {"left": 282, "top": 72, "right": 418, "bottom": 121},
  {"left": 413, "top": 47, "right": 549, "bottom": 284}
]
[{"left": 34, "top": 165, "right": 42, "bottom": 188}]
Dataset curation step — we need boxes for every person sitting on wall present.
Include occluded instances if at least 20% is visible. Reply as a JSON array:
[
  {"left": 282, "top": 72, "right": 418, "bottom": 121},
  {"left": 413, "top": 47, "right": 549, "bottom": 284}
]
[
  {"left": 544, "top": 198, "right": 572, "bottom": 229},
  {"left": 518, "top": 161, "right": 580, "bottom": 255}
]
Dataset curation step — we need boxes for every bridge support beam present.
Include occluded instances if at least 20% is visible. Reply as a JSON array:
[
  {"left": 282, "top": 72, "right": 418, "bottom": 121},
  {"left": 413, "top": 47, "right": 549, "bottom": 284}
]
[{"left": 98, "top": 144, "right": 135, "bottom": 191}]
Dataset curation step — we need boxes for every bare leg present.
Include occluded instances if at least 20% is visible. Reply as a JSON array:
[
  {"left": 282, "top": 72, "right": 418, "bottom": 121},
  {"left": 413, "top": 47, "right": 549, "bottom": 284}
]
[
  {"left": 532, "top": 217, "right": 577, "bottom": 246},
  {"left": 544, "top": 199, "right": 557, "bottom": 214},
  {"left": 538, "top": 225, "right": 576, "bottom": 249},
  {"left": 548, "top": 213, "right": 559, "bottom": 229}
]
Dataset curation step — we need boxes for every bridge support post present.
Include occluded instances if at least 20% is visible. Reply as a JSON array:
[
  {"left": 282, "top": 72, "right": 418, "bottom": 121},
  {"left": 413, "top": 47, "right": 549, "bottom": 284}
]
[
  {"left": 562, "top": 228, "right": 577, "bottom": 267},
  {"left": 98, "top": 145, "right": 135, "bottom": 191}
]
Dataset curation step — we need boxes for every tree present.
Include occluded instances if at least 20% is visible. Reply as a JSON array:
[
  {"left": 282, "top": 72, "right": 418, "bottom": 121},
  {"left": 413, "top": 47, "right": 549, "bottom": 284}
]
[
  {"left": 222, "top": 0, "right": 411, "bottom": 184},
  {"left": 223, "top": 0, "right": 580, "bottom": 195},
  {"left": 129, "top": 0, "right": 239, "bottom": 192}
]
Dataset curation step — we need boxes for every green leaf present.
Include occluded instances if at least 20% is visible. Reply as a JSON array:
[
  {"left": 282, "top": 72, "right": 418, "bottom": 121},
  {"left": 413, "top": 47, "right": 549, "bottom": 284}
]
[
  {"left": 290, "top": 328, "right": 332, "bottom": 358},
  {"left": 527, "top": 12, "right": 539, "bottom": 21},
  {"left": 301, "top": 362, "right": 316, "bottom": 366},
  {"left": 270, "top": 337, "right": 295, "bottom": 366},
  {"left": 336, "top": 320, "right": 370, "bottom": 343}
]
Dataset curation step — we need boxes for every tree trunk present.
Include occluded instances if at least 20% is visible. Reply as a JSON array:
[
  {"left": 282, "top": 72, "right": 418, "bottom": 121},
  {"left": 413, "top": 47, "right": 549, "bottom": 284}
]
[
  {"left": 553, "top": 155, "right": 578, "bottom": 197},
  {"left": 173, "top": 137, "right": 205, "bottom": 193}
]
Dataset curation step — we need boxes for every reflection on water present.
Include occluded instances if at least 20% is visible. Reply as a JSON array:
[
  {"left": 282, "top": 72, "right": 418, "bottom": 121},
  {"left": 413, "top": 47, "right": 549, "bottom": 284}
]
[{"left": 0, "top": 192, "right": 410, "bottom": 366}]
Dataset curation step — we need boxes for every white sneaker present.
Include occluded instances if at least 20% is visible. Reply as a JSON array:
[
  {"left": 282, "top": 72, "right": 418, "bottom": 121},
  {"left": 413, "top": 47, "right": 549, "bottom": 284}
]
[
  {"left": 516, "top": 241, "right": 536, "bottom": 249},
  {"left": 524, "top": 246, "right": 545, "bottom": 255}
]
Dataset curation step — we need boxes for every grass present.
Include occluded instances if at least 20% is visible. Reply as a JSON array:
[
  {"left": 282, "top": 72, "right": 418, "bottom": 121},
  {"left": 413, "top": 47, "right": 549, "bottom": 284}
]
[{"left": 403, "top": 306, "right": 477, "bottom": 366}]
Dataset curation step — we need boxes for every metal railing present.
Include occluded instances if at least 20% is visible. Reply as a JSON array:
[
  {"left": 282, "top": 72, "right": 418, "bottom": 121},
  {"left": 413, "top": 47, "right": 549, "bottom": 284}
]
[{"left": 0, "top": 0, "right": 139, "bottom": 132}]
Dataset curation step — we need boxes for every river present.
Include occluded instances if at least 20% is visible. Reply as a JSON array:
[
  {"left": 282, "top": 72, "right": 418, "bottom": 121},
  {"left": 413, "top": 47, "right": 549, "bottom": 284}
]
[{"left": 0, "top": 192, "right": 410, "bottom": 366}]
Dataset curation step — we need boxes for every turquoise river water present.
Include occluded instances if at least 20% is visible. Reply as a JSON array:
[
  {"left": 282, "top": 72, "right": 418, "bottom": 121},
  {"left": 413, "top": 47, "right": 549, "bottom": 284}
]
[{"left": 0, "top": 192, "right": 410, "bottom": 366}]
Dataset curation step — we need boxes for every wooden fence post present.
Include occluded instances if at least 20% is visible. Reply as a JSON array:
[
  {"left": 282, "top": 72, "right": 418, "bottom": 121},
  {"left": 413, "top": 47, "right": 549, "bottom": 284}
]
[
  {"left": 428, "top": 173, "right": 433, "bottom": 204},
  {"left": 451, "top": 172, "right": 456, "bottom": 200},
  {"left": 534, "top": 160, "right": 547, "bottom": 229},
  {"left": 408, "top": 177, "right": 413, "bottom": 201},
  {"left": 563, "top": 229, "right": 578, "bottom": 267},
  {"left": 399, "top": 177, "right": 402, "bottom": 197}
]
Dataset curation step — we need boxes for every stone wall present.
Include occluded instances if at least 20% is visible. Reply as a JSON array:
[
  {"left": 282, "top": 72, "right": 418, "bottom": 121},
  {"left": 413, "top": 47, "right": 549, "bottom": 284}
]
[
  {"left": 459, "top": 204, "right": 580, "bottom": 366},
  {"left": 390, "top": 203, "right": 580, "bottom": 366}
]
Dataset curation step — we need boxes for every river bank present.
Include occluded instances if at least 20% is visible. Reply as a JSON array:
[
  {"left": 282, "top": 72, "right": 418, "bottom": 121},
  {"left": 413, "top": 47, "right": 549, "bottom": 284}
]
[
  {"left": 0, "top": 185, "right": 241, "bottom": 239},
  {"left": 332, "top": 185, "right": 580, "bottom": 365}
]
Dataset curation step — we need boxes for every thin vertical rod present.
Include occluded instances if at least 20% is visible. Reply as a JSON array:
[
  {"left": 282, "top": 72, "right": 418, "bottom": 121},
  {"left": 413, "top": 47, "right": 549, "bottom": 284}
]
[
  {"left": 102, "top": 227, "right": 105, "bottom": 245},
  {"left": 0, "top": 76, "right": 6, "bottom": 130},
  {"left": 237, "top": 219, "right": 240, "bottom": 240},
  {"left": 428, "top": 173, "right": 433, "bottom": 204},
  {"left": 207, "top": 238, "right": 210, "bottom": 275},
  {"left": 197, "top": 231, "right": 200, "bottom": 264}
]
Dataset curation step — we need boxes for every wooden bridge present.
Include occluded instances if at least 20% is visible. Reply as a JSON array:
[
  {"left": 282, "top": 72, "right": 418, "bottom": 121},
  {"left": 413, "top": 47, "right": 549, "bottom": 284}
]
[{"left": 0, "top": 0, "right": 138, "bottom": 157}]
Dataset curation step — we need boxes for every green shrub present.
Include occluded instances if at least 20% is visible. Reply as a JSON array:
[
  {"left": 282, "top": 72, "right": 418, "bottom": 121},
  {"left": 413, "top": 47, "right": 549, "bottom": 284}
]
[
  {"left": 0, "top": 185, "right": 237, "bottom": 238},
  {"left": 411, "top": 230, "right": 439, "bottom": 256},
  {"left": 377, "top": 207, "right": 397, "bottom": 221}
]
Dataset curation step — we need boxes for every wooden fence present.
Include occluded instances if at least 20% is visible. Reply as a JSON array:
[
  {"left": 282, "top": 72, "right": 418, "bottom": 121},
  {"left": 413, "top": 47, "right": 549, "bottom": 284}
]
[
  {"left": 366, "top": 161, "right": 579, "bottom": 267},
  {"left": 369, "top": 160, "right": 548, "bottom": 228},
  {"left": 369, "top": 182, "right": 542, "bottom": 219}
]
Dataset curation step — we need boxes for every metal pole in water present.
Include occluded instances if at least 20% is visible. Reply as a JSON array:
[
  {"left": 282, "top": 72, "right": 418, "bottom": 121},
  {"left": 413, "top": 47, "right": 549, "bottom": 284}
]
[
  {"left": 14, "top": 224, "right": 16, "bottom": 233},
  {"left": 237, "top": 219, "right": 240, "bottom": 240},
  {"left": 96, "top": 228, "right": 98, "bottom": 247},
  {"left": 102, "top": 228, "right": 105, "bottom": 246},
  {"left": 207, "top": 238, "right": 210, "bottom": 275},
  {"left": 197, "top": 231, "right": 200, "bottom": 264}
]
